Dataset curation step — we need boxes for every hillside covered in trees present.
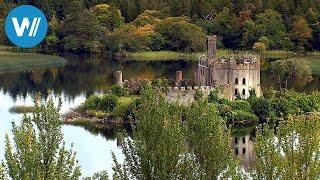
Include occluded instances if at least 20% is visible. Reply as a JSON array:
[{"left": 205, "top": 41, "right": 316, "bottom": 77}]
[{"left": 0, "top": 0, "right": 320, "bottom": 54}]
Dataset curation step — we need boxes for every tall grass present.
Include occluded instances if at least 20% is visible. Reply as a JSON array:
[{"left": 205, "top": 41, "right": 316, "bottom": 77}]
[
  {"left": 9, "top": 106, "right": 37, "bottom": 114},
  {"left": 122, "top": 50, "right": 307, "bottom": 61},
  {"left": 124, "top": 51, "right": 203, "bottom": 61},
  {"left": 124, "top": 49, "right": 237, "bottom": 61},
  {"left": 0, "top": 52, "right": 66, "bottom": 72},
  {"left": 304, "top": 56, "right": 320, "bottom": 75}
]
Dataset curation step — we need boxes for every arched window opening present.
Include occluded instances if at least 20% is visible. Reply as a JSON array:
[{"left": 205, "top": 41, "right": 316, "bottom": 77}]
[
  {"left": 242, "top": 137, "right": 246, "bottom": 144},
  {"left": 235, "top": 78, "right": 239, "bottom": 85},
  {"left": 235, "top": 89, "right": 239, "bottom": 96},
  {"left": 242, "top": 148, "right": 246, "bottom": 154},
  {"left": 242, "top": 89, "right": 246, "bottom": 96},
  {"left": 243, "top": 78, "right": 246, "bottom": 85}
]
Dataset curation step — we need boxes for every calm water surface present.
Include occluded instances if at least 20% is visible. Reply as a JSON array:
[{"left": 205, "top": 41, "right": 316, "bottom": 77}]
[
  {"left": 0, "top": 56, "right": 195, "bottom": 177},
  {"left": 0, "top": 56, "right": 319, "bottom": 177}
]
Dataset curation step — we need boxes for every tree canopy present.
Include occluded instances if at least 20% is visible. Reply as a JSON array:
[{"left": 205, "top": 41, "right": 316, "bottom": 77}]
[{"left": 1, "top": 0, "right": 320, "bottom": 53}]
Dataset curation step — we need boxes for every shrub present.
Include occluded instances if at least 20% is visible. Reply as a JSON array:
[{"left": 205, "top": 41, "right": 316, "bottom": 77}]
[
  {"left": 232, "top": 110, "right": 259, "bottom": 123},
  {"left": 230, "top": 100, "right": 251, "bottom": 112},
  {"left": 112, "top": 98, "right": 141, "bottom": 122},
  {"left": 250, "top": 97, "right": 272, "bottom": 122},
  {"left": 110, "top": 85, "right": 128, "bottom": 97},
  {"left": 155, "top": 17, "right": 205, "bottom": 52},
  {"left": 208, "top": 90, "right": 219, "bottom": 103},
  {"left": 86, "top": 110, "right": 108, "bottom": 118},
  {"left": 194, "top": 90, "right": 204, "bottom": 101},
  {"left": 84, "top": 95, "right": 101, "bottom": 110},
  {"left": 100, "top": 94, "right": 118, "bottom": 111}
]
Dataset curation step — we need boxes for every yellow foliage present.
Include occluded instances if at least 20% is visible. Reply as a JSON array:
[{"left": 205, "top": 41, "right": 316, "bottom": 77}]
[
  {"left": 136, "top": 24, "right": 155, "bottom": 36},
  {"left": 91, "top": 4, "right": 110, "bottom": 11}
]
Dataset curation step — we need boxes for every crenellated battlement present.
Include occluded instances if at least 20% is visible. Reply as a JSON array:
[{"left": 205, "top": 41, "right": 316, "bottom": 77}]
[
  {"left": 196, "top": 35, "right": 261, "bottom": 100},
  {"left": 165, "top": 86, "right": 214, "bottom": 91}
]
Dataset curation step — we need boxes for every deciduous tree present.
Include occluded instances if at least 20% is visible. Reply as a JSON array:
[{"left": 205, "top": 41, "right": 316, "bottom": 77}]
[
  {"left": 254, "top": 115, "right": 320, "bottom": 179},
  {"left": 291, "top": 16, "right": 313, "bottom": 50},
  {"left": 1, "top": 93, "right": 81, "bottom": 179}
]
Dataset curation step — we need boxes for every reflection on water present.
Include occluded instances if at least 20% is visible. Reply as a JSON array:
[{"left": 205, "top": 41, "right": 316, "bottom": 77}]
[
  {"left": 231, "top": 125, "right": 256, "bottom": 171},
  {"left": 232, "top": 135, "right": 255, "bottom": 171},
  {"left": 0, "top": 91, "right": 125, "bottom": 177},
  {"left": 0, "top": 57, "right": 195, "bottom": 100},
  {"left": 0, "top": 56, "right": 194, "bottom": 177},
  {"left": 0, "top": 56, "right": 319, "bottom": 177}
]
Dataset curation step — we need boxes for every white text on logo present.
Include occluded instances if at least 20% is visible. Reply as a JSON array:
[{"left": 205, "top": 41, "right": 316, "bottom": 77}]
[{"left": 11, "top": 17, "right": 41, "bottom": 37}]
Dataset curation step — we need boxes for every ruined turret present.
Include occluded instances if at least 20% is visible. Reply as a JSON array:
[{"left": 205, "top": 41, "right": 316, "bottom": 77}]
[
  {"left": 206, "top": 35, "right": 217, "bottom": 60},
  {"left": 196, "top": 35, "right": 261, "bottom": 100}
]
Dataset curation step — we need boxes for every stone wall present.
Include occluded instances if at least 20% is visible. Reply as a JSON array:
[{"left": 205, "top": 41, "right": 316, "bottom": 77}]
[
  {"left": 195, "top": 36, "right": 262, "bottom": 100},
  {"left": 165, "top": 86, "right": 214, "bottom": 105}
]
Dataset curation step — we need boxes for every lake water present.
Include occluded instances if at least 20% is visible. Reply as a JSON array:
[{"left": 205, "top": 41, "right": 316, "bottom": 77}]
[
  {"left": 0, "top": 56, "right": 196, "bottom": 177},
  {"left": 0, "top": 56, "right": 319, "bottom": 177}
]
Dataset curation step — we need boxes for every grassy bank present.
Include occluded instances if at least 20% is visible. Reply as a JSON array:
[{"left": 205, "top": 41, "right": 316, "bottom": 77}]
[
  {"left": 123, "top": 50, "right": 232, "bottom": 61},
  {"left": 9, "top": 106, "right": 37, "bottom": 114},
  {"left": 0, "top": 52, "right": 66, "bottom": 72},
  {"left": 122, "top": 50, "right": 313, "bottom": 61},
  {"left": 304, "top": 56, "right": 320, "bottom": 75}
]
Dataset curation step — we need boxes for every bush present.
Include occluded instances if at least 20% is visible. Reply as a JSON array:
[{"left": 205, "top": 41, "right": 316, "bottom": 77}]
[
  {"left": 194, "top": 90, "right": 204, "bottom": 101},
  {"left": 250, "top": 97, "right": 272, "bottom": 122},
  {"left": 84, "top": 95, "right": 101, "bottom": 110},
  {"left": 100, "top": 94, "right": 118, "bottom": 111},
  {"left": 86, "top": 110, "right": 108, "bottom": 118},
  {"left": 230, "top": 100, "right": 251, "bottom": 112},
  {"left": 112, "top": 98, "right": 141, "bottom": 122},
  {"left": 155, "top": 17, "right": 205, "bottom": 52},
  {"left": 110, "top": 85, "right": 128, "bottom": 96},
  {"left": 83, "top": 94, "right": 119, "bottom": 112},
  {"left": 208, "top": 90, "right": 219, "bottom": 103},
  {"left": 232, "top": 110, "right": 259, "bottom": 123}
]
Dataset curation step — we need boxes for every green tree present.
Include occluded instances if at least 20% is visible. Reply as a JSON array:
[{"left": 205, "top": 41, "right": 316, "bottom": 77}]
[
  {"left": 271, "top": 58, "right": 312, "bottom": 89},
  {"left": 60, "top": 1, "right": 102, "bottom": 53},
  {"left": 250, "top": 97, "right": 273, "bottom": 123},
  {"left": 206, "top": 8, "right": 242, "bottom": 49},
  {"left": 241, "top": 20, "right": 259, "bottom": 49},
  {"left": 0, "top": 18, "right": 7, "bottom": 45},
  {"left": 0, "top": 163, "right": 6, "bottom": 180},
  {"left": 306, "top": 8, "right": 320, "bottom": 50},
  {"left": 1, "top": 93, "right": 81, "bottom": 179},
  {"left": 291, "top": 16, "right": 313, "bottom": 51},
  {"left": 255, "top": 9, "right": 286, "bottom": 49},
  {"left": 91, "top": 4, "right": 124, "bottom": 32},
  {"left": 112, "top": 87, "right": 241, "bottom": 179},
  {"left": 185, "top": 101, "right": 240, "bottom": 179},
  {"left": 43, "top": 16, "right": 60, "bottom": 50},
  {"left": 113, "top": 87, "right": 189, "bottom": 179},
  {"left": 253, "top": 115, "right": 320, "bottom": 179},
  {"left": 133, "top": 10, "right": 163, "bottom": 27},
  {"left": 252, "top": 42, "right": 266, "bottom": 53},
  {"left": 106, "top": 23, "right": 154, "bottom": 52},
  {"left": 155, "top": 17, "right": 205, "bottom": 52}
]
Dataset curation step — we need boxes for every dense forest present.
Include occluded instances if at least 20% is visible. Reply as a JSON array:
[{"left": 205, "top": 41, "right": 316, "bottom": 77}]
[{"left": 0, "top": 0, "right": 320, "bottom": 53}]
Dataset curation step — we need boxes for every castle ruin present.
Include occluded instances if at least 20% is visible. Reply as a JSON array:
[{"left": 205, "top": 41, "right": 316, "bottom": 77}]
[{"left": 195, "top": 35, "right": 261, "bottom": 100}]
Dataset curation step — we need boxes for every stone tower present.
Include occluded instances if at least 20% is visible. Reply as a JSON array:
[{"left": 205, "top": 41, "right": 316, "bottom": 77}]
[
  {"left": 196, "top": 35, "right": 261, "bottom": 100},
  {"left": 206, "top": 35, "right": 217, "bottom": 60}
]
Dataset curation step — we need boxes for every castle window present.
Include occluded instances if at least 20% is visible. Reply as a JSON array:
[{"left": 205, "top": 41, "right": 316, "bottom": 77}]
[
  {"left": 242, "top": 89, "right": 246, "bottom": 96},
  {"left": 235, "top": 138, "right": 238, "bottom": 144},
  {"left": 242, "top": 137, "right": 246, "bottom": 144},
  {"left": 242, "top": 78, "right": 246, "bottom": 85},
  {"left": 235, "top": 78, "right": 239, "bottom": 85},
  {"left": 235, "top": 89, "right": 239, "bottom": 96},
  {"left": 242, "top": 148, "right": 246, "bottom": 155}
]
